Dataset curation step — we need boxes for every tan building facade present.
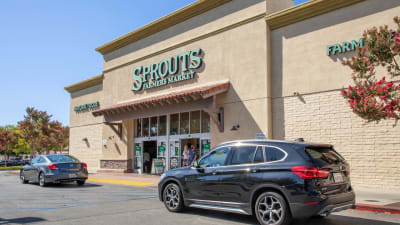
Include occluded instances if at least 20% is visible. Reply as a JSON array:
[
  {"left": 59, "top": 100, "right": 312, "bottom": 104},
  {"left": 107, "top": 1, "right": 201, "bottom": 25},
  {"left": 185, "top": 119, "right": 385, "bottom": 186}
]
[{"left": 65, "top": 0, "right": 400, "bottom": 190}]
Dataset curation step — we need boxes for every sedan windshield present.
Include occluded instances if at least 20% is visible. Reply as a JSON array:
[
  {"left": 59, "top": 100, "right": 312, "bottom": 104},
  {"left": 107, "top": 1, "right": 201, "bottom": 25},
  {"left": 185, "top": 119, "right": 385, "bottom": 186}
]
[{"left": 46, "top": 155, "right": 78, "bottom": 163}]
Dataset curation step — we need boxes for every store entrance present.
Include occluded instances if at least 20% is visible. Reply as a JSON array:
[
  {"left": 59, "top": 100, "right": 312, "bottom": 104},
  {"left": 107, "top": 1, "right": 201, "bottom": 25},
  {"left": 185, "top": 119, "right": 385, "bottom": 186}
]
[
  {"left": 180, "top": 138, "right": 200, "bottom": 166},
  {"left": 143, "top": 141, "right": 157, "bottom": 174}
]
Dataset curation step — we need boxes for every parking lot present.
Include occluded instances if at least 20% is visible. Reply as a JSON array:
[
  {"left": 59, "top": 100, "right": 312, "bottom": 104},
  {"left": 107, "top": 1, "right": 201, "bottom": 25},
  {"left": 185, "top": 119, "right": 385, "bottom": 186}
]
[{"left": 0, "top": 171, "right": 399, "bottom": 225}]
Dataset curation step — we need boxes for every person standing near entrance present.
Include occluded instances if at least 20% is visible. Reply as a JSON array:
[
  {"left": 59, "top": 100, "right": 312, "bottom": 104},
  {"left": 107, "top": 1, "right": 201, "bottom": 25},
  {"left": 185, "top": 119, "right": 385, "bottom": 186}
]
[
  {"left": 182, "top": 145, "right": 189, "bottom": 167},
  {"left": 189, "top": 144, "right": 198, "bottom": 165}
]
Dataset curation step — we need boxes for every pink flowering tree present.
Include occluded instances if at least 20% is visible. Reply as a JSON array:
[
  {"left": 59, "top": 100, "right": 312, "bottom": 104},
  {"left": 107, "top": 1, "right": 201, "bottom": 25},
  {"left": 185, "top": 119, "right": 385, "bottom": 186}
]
[
  {"left": 341, "top": 16, "right": 400, "bottom": 123},
  {"left": 0, "top": 130, "right": 18, "bottom": 166}
]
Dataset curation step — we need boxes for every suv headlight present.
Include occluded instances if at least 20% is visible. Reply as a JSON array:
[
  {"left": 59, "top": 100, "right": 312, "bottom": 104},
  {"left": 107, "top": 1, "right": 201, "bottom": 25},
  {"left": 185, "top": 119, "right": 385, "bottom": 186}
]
[{"left": 160, "top": 173, "right": 167, "bottom": 180}]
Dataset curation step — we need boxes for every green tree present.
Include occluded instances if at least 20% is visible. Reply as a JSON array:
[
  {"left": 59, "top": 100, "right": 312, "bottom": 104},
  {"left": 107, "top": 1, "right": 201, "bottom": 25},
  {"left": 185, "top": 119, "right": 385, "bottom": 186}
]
[
  {"left": 18, "top": 107, "right": 53, "bottom": 156},
  {"left": 341, "top": 16, "right": 400, "bottom": 123}
]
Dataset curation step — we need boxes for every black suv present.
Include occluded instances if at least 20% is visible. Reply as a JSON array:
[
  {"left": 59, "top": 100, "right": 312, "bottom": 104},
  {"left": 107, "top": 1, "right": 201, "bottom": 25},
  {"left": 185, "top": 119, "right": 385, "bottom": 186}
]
[{"left": 158, "top": 140, "right": 355, "bottom": 225}]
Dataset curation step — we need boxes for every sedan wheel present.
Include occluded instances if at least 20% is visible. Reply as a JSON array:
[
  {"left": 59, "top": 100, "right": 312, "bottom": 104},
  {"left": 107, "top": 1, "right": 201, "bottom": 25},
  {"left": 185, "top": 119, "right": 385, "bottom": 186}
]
[
  {"left": 163, "top": 183, "right": 184, "bottom": 212},
  {"left": 39, "top": 172, "right": 46, "bottom": 187},
  {"left": 20, "top": 171, "right": 28, "bottom": 184},
  {"left": 255, "top": 192, "right": 291, "bottom": 225}
]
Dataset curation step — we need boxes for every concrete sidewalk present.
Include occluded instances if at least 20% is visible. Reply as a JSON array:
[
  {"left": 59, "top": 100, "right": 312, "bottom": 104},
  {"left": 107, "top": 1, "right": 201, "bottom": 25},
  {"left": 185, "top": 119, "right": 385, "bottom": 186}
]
[{"left": 353, "top": 186, "right": 400, "bottom": 214}]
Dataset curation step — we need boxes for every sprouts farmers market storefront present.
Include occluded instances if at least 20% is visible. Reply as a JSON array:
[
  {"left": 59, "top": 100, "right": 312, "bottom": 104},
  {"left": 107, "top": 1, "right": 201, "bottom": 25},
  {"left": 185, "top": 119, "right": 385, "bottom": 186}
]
[{"left": 65, "top": 0, "right": 400, "bottom": 190}]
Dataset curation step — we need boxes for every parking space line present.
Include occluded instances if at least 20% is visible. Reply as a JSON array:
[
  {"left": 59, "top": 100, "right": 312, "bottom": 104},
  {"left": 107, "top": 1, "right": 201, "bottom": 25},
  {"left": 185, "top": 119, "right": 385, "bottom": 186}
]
[{"left": 87, "top": 177, "right": 155, "bottom": 186}]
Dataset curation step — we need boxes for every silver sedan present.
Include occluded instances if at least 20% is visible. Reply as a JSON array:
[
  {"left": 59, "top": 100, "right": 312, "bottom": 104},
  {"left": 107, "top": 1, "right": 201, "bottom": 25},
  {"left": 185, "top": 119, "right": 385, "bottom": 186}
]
[{"left": 20, "top": 154, "right": 88, "bottom": 187}]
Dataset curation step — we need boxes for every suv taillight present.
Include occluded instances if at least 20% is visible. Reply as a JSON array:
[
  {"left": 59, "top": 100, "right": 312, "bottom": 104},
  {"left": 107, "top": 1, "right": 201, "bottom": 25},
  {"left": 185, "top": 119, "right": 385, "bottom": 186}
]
[
  {"left": 82, "top": 163, "right": 87, "bottom": 169},
  {"left": 48, "top": 164, "right": 58, "bottom": 171},
  {"left": 291, "top": 166, "right": 329, "bottom": 179}
]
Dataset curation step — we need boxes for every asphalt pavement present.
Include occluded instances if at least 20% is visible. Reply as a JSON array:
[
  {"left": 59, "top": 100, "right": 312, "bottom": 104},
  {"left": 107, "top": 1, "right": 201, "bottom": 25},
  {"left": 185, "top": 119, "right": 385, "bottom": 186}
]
[{"left": 0, "top": 171, "right": 399, "bottom": 225}]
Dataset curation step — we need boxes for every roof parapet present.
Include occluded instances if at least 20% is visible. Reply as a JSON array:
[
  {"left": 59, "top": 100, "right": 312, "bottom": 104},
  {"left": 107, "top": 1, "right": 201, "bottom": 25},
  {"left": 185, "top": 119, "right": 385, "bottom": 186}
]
[
  {"left": 95, "top": 0, "right": 232, "bottom": 55},
  {"left": 265, "top": 0, "right": 365, "bottom": 30},
  {"left": 64, "top": 74, "right": 104, "bottom": 93}
]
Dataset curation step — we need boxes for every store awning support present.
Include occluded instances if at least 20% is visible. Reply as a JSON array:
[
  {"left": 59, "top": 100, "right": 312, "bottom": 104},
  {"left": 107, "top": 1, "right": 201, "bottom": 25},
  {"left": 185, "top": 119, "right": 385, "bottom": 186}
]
[
  {"left": 105, "top": 122, "right": 123, "bottom": 138},
  {"left": 203, "top": 106, "right": 224, "bottom": 133}
]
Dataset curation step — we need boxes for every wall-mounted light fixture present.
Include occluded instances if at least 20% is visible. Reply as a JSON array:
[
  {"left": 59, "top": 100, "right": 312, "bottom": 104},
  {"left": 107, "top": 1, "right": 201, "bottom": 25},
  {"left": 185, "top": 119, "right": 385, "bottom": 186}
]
[
  {"left": 82, "top": 137, "right": 88, "bottom": 142},
  {"left": 231, "top": 124, "right": 240, "bottom": 131}
]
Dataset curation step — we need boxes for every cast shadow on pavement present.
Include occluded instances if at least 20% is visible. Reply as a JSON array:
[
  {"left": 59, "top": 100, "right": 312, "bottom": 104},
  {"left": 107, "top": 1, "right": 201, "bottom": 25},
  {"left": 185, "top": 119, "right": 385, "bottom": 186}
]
[
  {"left": 183, "top": 208, "right": 400, "bottom": 225},
  {"left": 0, "top": 217, "right": 45, "bottom": 224},
  {"left": 41, "top": 183, "right": 102, "bottom": 189}
]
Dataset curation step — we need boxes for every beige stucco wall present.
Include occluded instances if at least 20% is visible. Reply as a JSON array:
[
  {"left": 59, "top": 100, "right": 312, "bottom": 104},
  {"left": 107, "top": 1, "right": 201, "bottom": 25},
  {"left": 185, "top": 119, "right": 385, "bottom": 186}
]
[
  {"left": 271, "top": 0, "right": 400, "bottom": 97},
  {"left": 101, "top": 0, "right": 271, "bottom": 147},
  {"left": 271, "top": 0, "right": 400, "bottom": 190},
  {"left": 70, "top": 84, "right": 103, "bottom": 127},
  {"left": 69, "top": 84, "right": 104, "bottom": 172},
  {"left": 69, "top": 124, "right": 103, "bottom": 173}
]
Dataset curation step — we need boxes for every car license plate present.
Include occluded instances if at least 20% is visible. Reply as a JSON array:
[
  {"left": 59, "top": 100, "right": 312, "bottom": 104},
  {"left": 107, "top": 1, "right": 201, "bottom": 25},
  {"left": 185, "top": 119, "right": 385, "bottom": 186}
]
[
  {"left": 68, "top": 174, "right": 77, "bottom": 178},
  {"left": 333, "top": 173, "right": 344, "bottom": 183}
]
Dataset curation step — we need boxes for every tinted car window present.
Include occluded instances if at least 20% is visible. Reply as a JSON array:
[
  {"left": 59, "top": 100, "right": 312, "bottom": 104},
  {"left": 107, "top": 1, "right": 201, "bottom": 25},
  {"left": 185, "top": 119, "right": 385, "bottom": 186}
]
[
  {"left": 47, "top": 155, "right": 78, "bottom": 163},
  {"left": 31, "top": 156, "right": 39, "bottom": 164},
  {"left": 230, "top": 145, "right": 257, "bottom": 165},
  {"left": 37, "top": 157, "right": 46, "bottom": 163},
  {"left": 266, "top": 147, "right": 285, "bottom": 162},
  {"left": 253, "top": 146, "right": 264, "bottom": 163},
  {"left": 305, "top": 148, "right": 344, "bottom": 165},
  {"left": 199, "top": 147, "right": 231, "bottom": 168}
]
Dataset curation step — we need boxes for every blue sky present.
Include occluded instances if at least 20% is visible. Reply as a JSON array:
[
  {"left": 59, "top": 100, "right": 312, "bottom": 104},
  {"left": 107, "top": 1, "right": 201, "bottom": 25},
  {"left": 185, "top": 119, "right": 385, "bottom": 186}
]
[
  {"left": 294, "top": 0, "right": 309, "bottom": 5},
  {"left": 0, "top": 0, "right": 306, "bottom": 127},
  {"left": 0, "top": 0, "right": 197, "bottom": 126}
]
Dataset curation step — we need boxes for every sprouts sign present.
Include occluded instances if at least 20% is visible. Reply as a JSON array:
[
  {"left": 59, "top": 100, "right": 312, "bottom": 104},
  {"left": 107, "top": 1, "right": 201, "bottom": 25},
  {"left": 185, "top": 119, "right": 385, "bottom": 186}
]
[
  {"left": 131, "top": 49, "right": 203, "bottom": 91},
  {"left": 327, "top": 38, "right": 364, "bottom": 56}
]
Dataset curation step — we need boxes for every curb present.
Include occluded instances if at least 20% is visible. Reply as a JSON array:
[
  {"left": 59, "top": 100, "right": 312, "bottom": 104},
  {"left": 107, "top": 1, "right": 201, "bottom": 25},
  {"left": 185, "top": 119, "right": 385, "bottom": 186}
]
[
  {"left": 354, "top": 203, "right": 400, "bottom": 215},
  {"left": 7, "top": 171, "right": 19, "bottom": 175}
]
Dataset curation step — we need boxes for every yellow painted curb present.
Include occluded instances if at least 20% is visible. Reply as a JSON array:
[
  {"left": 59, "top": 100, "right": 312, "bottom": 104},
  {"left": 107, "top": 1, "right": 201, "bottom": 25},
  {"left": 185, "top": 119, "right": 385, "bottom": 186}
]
[{"left": 88, "top": 177, "right": 155, "bottom": 186}]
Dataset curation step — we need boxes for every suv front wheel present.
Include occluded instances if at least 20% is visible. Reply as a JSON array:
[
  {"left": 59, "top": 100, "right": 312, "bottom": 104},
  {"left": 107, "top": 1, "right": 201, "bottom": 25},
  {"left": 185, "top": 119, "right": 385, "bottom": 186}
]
[
  {"left": 255, "top": 192, "right": 291, "bottom": 225},
  {"left": 163, "top": 183, "right": 184, "bottom": 212}
]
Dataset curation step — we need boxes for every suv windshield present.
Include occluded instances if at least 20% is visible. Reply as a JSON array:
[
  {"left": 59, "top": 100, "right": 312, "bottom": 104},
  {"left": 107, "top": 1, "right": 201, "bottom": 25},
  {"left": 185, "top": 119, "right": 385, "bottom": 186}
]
[
  {"left": 305, "top": 147, "right": 344, "bottom": 165},
  {"left": 47, "top": 155, "right": 78, "bottom": 163}
]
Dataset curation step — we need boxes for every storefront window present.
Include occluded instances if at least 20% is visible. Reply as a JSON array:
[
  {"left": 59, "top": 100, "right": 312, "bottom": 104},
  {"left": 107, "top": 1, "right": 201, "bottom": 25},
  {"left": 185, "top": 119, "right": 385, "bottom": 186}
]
[
  {"left": 158, "top": 116, "right": 167, "bottom": 136},
  {"left": 170, "top": 114, "right": 179, "bottom": 135},
  {"left": 190, "top": 111, "right": 200, "bottom": 134},
  {"left": 180, "top": 112, "right": 189, "bottom": 134},
  {"left": 135, "top": 119, "right": 142, "bottom": 137},
  {"left": 143, "top": 118, "right": 150, "bottom": 137},
  {"left": 150, "top": 117, "right": 157, "bottom": 136},
  {"left": 201, "top": 111, "right": 210, "bottom": 133}
]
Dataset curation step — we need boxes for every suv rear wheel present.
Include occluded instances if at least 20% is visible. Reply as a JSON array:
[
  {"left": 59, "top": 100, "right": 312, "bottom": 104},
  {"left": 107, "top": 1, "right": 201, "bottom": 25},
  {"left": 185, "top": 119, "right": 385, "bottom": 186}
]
[
  {"left": 163, "top": 183, "right": 184, "bottom": 212},
  {"left": 255, "top": 192, "right": 291, "bottom": 225}
]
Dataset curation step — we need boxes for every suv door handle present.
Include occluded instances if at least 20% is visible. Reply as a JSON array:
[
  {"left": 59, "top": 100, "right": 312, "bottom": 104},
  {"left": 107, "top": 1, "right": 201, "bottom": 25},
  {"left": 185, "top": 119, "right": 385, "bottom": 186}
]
[
  {"left": 251, "top": 168, "right": 258, "bottom": 173},
  {"left": 212, "top": 171, "right": 217, "bottom": 175}
]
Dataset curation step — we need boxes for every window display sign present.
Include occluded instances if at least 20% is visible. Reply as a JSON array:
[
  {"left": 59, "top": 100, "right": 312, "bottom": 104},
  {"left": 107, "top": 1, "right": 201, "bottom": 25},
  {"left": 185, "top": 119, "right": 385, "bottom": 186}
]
[
  {"left": 158, "top": 146, "right": 165, "bottom": 156},
  {"left": 152, "top": 159, "right": 164, "bottom": 174},
  {"left": 170, "top": 158, "right": 179, "bottom": 169},
  {"left": 136, "top": 146, "right": 141, "bottom": 154}
]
